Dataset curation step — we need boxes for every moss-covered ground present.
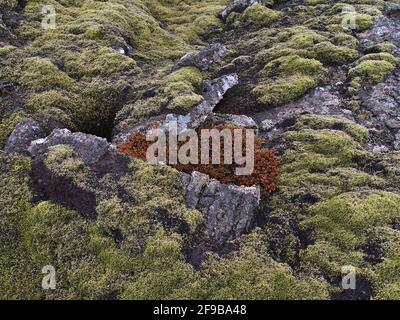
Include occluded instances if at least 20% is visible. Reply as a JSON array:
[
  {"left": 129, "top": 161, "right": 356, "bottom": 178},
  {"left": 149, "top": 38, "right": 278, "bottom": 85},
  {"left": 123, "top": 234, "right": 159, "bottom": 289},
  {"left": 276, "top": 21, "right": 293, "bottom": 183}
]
[{"left": 1, "top": 0, "right": 400, "bottom": 300}]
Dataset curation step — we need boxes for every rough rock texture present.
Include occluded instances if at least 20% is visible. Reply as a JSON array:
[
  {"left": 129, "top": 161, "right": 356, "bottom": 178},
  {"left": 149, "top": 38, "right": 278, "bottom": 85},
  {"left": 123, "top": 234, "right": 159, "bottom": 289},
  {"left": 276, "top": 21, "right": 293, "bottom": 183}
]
[
  {"left": 174, "top": 43, "right": 229, "bottom": 71},
  {"left": 358, "top": 12, "right": 400, "bottom": 55},
  {"left": 253, "top": 86, "right": 351, "bottom": 141},
  {"left": 360, "top": 70, "right": 400, "bottom": 150},
  {"left": 29, "top": 128, "right": 129, "bottom": 175},
  {"left": 4, "top": 0, "right": 400, "bottom": 301},
  {"left": 181, "top": 171, "right": 260, "bottom": 242},
  {"left": 0, "top": 80, "right": 14, "bottom": 95},
  {"left": 30, "top": 129, "right": 111, "bottom": 165},
  {"left": 113, "top": 73, "right": 239, "bottom": 142},
  {"left": 4, "top": 118, "right": 45, "bottom": 156},
  {"left": 358, "top": 12, "right": 400, "bottom": 150},
  {"left": 28, "top": 129, "right": 130, "bottom": 216},
  {"left": 219, "top": 0, "right": 263, "bottom": 21},
  {"left": 206, "top": 113, "right": 258, "bottom": 129},
  {"left": 28, "top": 128, "right": 262, "bottom": 242}
]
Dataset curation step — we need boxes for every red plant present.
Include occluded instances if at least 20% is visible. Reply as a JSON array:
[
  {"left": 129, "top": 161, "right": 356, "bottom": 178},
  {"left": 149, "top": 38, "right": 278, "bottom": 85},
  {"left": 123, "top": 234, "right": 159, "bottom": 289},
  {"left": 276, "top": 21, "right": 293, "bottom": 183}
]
[{"left": 117, "top": 125, "right": 280, "bottom": 196}]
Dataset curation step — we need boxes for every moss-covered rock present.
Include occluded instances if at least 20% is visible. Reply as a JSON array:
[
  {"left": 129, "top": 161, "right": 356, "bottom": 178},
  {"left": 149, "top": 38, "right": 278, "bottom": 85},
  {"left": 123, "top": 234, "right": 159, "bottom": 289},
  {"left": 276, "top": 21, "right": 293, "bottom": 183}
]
[
  {"left": 121, "top": 230, "right": 201, "bottom": 299},
  {"left": 293, "top": 114, "right": 369, "bottom": 142},
  {"left": 348, "top": 60, "right": 396, "bottom": 84},
  {"left": 252, "top": 75, "right": 316, "bottom": 106},
  {"left": 261, "top": 55, "right": 324, "bottom": 77},
  {"left": 314, "top": 41, "right": 359, "bottom": 65},
  {"left": 199, "top": 231, "right": 330, "bottom": 300},
  {"left": 240, "top": 3, "right": 280, "bottom": 26},
  {"left": 368, "top": 42, "right": 396, "bottom": 54},
  {"left": 358, "top": 53, "right": 398, "bottom": 67},
  {"left": 303, "top": 191, "right": 400, "bottom": 250}
]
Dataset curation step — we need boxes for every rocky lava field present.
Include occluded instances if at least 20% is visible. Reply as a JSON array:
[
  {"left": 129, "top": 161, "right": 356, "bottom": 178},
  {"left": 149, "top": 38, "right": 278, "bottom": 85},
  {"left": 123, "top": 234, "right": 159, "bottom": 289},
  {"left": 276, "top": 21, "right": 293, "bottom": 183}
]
[{"left": 1, "top": 0, "right": 400, "bottom": 300}]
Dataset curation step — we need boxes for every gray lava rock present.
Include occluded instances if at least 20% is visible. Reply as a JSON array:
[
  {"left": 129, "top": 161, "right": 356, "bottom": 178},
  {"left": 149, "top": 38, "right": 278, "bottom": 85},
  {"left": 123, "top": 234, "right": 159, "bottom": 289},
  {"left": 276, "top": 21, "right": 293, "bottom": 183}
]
[
  {"left": 28, "top": 129, "right": 130, "bottom": 217},
  {"left": 174, "top": 43, "right": 229, "bottom": 71},
  {"left": 386, "top": 3, "right": 400, "bottom": 15},
  {"left": 219, "top": 0, "right": 264, "bottom": 21},
  {"left": 206, "top": 113, "right": 258, "bottom": 128},
  {"left": 260, "top": 119, "right": 274, "bottom": 132},
  {"left": 358, "top": 14, "right": 400, "bottom": 57},
  {"left": 0, "top": 80, "right": 14, "bottom": 95},
  {"left": 4, "top": 118, "right": 45, "bottom": 156},
  {"left": 356, "top": 12, "right": 400, "bottom": 151},
  {"left": 253, "top": 87, "right": 350, "bottom": 141},
  {"left": 372, "top": 145, "right": 390, "bottom": 153},
  {"left": 181, "top": 171, "right": 260, "bottom": 242},
  {"left": 29, "top": 129, "right": 110, "bottom": 165},
  {"left": 358, "top": 17, "right": 400, "bottom": 149},
  {"left": 29, "top": 128, "right": 129, "bottom": 176}
]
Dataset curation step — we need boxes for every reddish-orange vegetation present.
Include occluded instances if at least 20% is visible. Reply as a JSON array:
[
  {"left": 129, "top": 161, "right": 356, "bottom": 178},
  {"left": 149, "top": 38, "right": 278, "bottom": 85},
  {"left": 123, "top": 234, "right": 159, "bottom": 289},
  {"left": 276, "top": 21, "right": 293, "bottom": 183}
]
[{"left": 117, "top": 125, "right": 280, "bottom": 196}]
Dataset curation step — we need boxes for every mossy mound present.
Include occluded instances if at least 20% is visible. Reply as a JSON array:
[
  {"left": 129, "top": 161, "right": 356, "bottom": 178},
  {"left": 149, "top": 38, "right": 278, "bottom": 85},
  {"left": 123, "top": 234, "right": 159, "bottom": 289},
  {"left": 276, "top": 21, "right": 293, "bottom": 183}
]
[
  {"left": 250, "top": 26, "right": 359, "bottom": 106},
  {"left": 348, "top": 60, "right": 396, "bottom": 84},
  {"left": 252, "top": 75, "right": 316, "bottom": 106},
  {"left": 240, "top": 3, "right": 281, "bottom": 26}
]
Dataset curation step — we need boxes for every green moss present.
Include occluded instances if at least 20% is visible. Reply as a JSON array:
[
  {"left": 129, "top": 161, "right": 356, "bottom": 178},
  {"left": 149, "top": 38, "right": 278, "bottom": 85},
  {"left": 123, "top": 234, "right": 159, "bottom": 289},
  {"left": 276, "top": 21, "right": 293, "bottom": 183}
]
[
  {"left": 303, "top": 191, "right": 400, "bottom": 250},
  {"left": 376, "top": 152, "right": 400, "bottom": 187},
  {"left": 121, "top": 230, "right": 201, "bottom": 299},
  {"left": 284, "top": 129, "right": 361, "bottom": 164},
  {"left": 13, "top": 57, "right": 78, "bottom": 92},
  {"left": 300, "top": 241, "right": 364, "bottom": 282},
  {"left": 0, "top": 45, "right": 17, "bottom": 57},
  {"left": 128, "top": 159, "right": 203, "bottom": 233},
  {"left": 25, "top": 90, "right": 77, "bottom": 112},
  {"left": 22, "top": 201, "right": 128, "bottom": 299},
  {"left": 200, "top": 237, "right": 329, "bottom": 300},
  {"left": 282, "top": 151, "right": 339, "bottom": 173},
  {"left": 373, "top": 249, "right": 400, "bottom": 300},
  {"left": 368, "top": 42, "right": 396, "bottom": 54},
  {"left": 261, "top": 55, "right": 324, "bottom": 77},
  {"left": 279, "top": 167, "right": 384, "bottom": 198},
  {"left": 314, "top": 41, "right": 359, "bottom": 65},
  {"left": 332, "top": 12, "right": 374, "bottom": 32},
  {"left": 294, "top": 115, "right": 369, "bottom": 142},
  {"left": 22, "top": 201, "right": 83, "bottom": 266},
  {"left": 241, "top": 3, "right": 280, "bottom": 26},
  {"left": 62, "top": 47, "right": 138, "bottom": 78},
  {"left": 115, "top": 95, "right": 169, "bottom": 130},
  {"left": 0, "top": 112, "right": 25, "bottom": 149},
  {"left": 0, "top": 154, "right": 40, "bottom": 299},
  {"left": 354, "top": 13, "right": 374, "bottom": 31},
  {"left": 284, "top": 28, "right": 328, "bottom": 49},
  {"left": 164, "top": 66, "right": 203, "bottom": 89},
  {"left": 348, "top": 60, "right": 396, "bottom": 84},
  {"left": 167, "top": 94, "right": 203, "bottom": 112},
  {"left": 333, "top": 33, "right": 359, "bottom": 49},
  {"left": 375, "top": 282, "right": 400, "bottom": 300},
  {"left": 44, "top": 145, "right": 92, "bottom": 187},
  {"left": 358, "top": 53, "right": 398, "bottom": 67},
  {"left": 144, "top": 0, "right": 226, "bottom": 45},
  {"left": 252, "top": 75, "right": 316, "bottom": 106}
]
